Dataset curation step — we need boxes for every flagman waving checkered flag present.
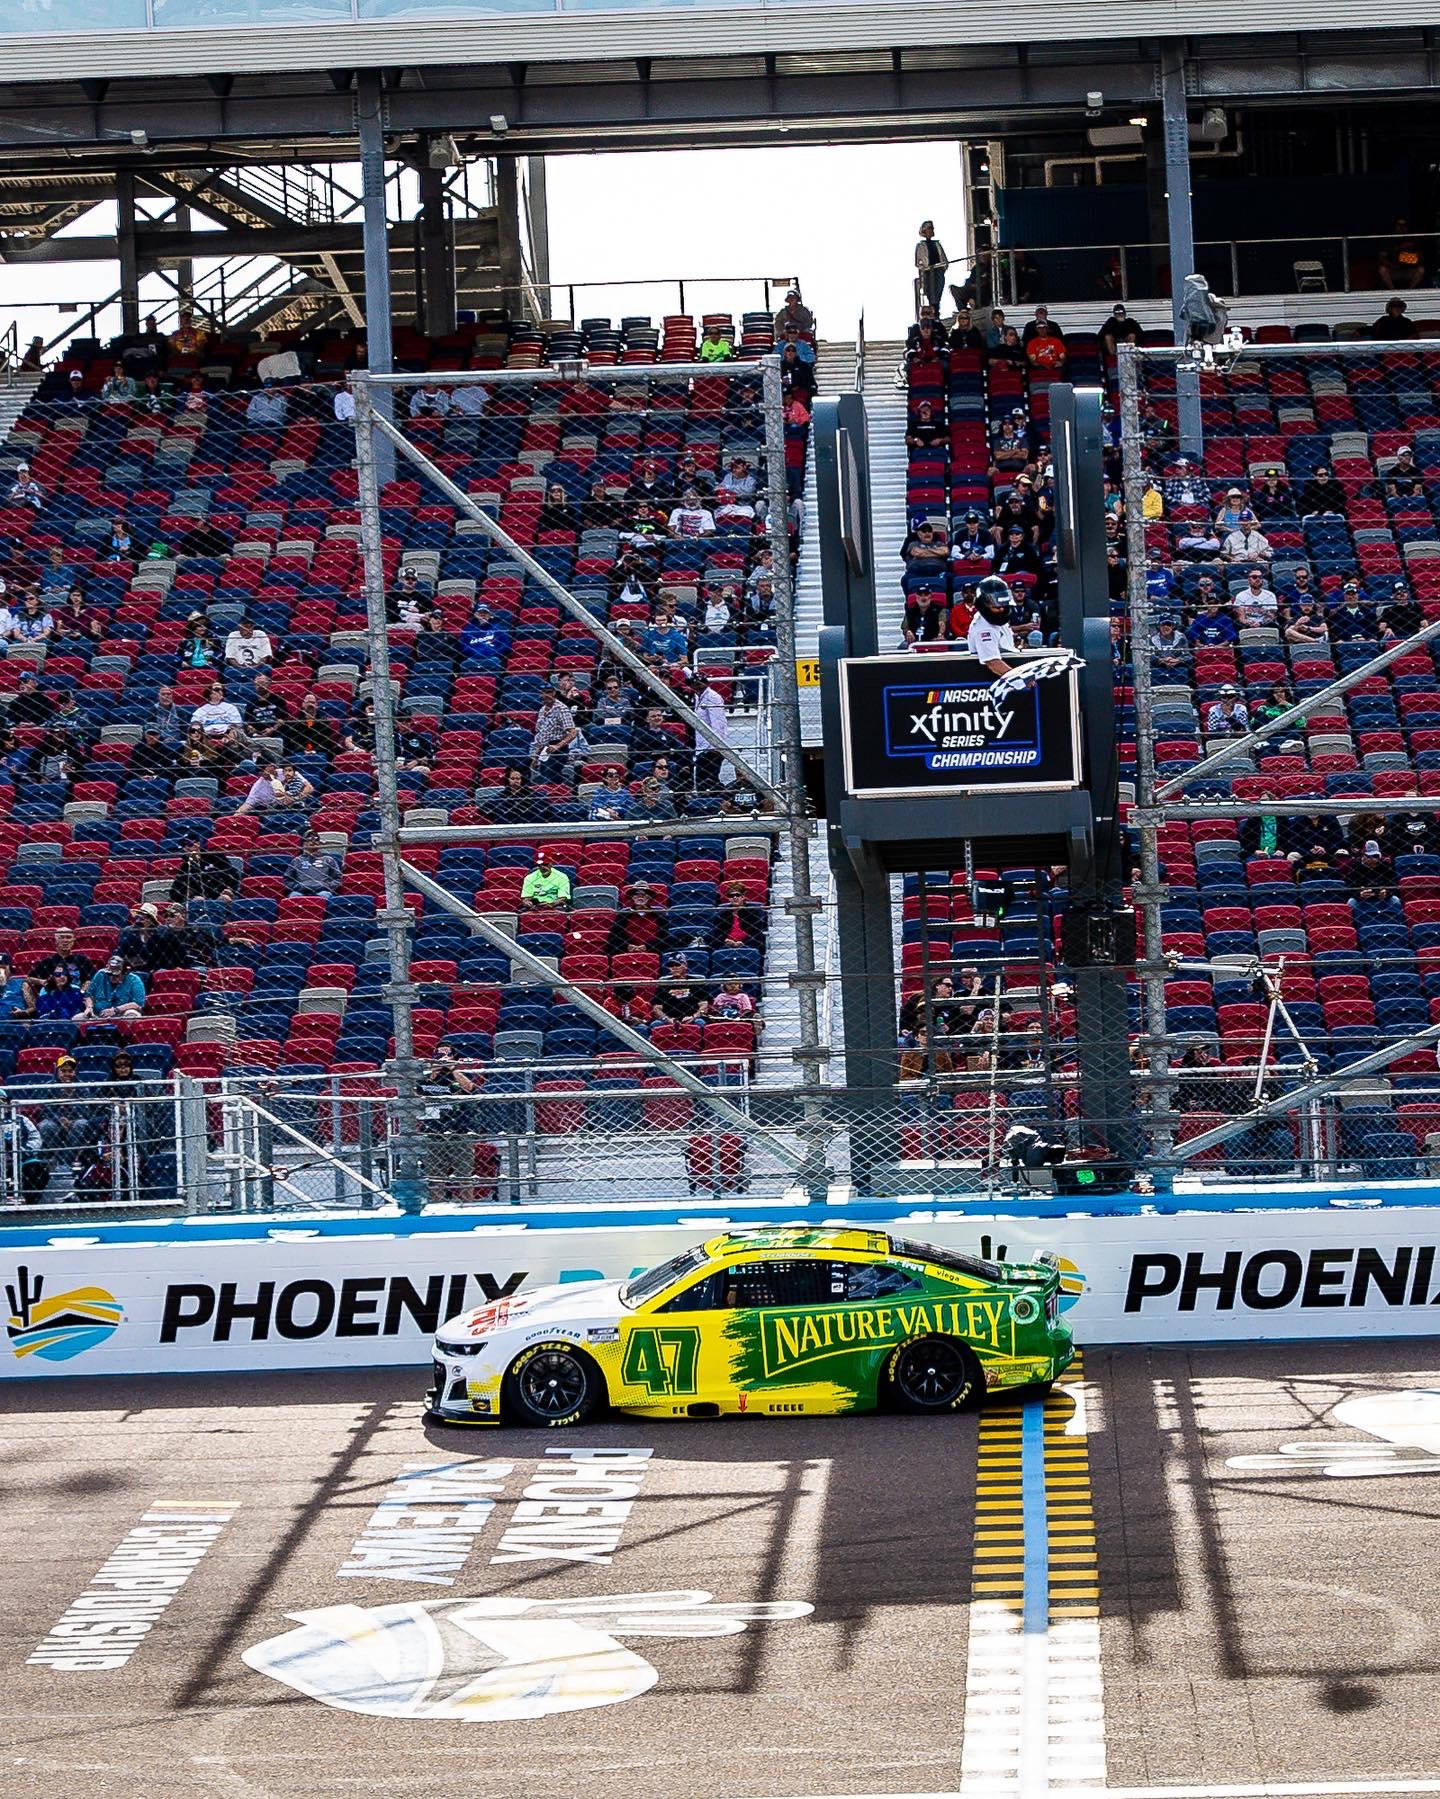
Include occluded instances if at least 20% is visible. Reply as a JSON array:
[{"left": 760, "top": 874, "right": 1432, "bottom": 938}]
[{"left": 988, "top": 651, "right": 1081, "bottom": 708}]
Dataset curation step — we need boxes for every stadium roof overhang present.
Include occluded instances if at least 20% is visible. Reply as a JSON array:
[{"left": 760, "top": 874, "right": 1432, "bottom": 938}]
[{"left": 0, "top": 30, "right": 1438, "bottom": 168}]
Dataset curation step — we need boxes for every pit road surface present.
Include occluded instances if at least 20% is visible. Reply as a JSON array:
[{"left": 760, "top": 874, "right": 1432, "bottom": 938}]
[{"left": 3, "top": 1341, "right": 1439, "bottom": 1799}]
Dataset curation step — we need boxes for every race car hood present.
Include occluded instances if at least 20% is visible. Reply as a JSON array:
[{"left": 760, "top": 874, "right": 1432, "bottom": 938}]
[{"left": 436, "top": 1277, "right": 624, "bottom": 1345}]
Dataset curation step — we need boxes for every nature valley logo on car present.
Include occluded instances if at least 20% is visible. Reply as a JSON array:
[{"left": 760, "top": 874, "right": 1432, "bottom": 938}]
[
  {"left": 757, "top": 1297, "right": 1016, "bottom": 1382},
  {"left": 6, "top": 1264, "right": 123, "bottom": 1363}
]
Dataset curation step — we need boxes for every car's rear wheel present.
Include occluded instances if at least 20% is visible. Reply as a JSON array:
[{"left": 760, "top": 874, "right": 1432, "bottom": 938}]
[
  {"left": 884, "top": 1335, "right": 982, "bottom": 1414},
  {"left": 502, "top": 1340, "right": 604, "bottom": 1428}
]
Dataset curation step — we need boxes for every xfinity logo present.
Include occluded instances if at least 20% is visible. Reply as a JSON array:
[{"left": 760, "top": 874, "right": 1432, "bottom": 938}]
[
  {"left": 906, "top": 687, "right": 1016, "bottom": 744},
  {"left": 159, "top": 1271, "right": 526, "bottom": 1344},
  {"left": 1125, "top": 1245, "right": 1440, "bottom": 1314}
]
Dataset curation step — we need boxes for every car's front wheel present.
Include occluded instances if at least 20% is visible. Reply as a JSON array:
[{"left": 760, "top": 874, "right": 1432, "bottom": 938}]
[
  {"left": 502, "top": 1340, "right": 604, "bottom": 1428},
  {"left": 884, "top": 1335, "right": 982, "bottom": 1414}
]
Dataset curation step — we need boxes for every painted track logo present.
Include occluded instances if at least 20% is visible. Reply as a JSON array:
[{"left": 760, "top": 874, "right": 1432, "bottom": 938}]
[
  {"left": 242, "top": 1589, "right": 813, "bottom": 1721},
  {"left": 978, "top": 1237, "right": 1086, "bottom": 1315},
  {"left": 6, "top": 1264, "right": 124, "bottom": 1363}
]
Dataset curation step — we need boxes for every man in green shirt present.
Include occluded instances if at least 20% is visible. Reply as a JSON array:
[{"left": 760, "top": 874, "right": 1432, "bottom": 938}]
[
  {"left": 698, "top": 325, "right": 734, "bottom": 363},
  {"left": 520, "top": 849, "right": 572, "bottom": 911}
]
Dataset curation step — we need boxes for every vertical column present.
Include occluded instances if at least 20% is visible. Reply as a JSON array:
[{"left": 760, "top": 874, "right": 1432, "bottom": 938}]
[
  {"left": 115, "top": 169, "right": 140, "bottom": 336},
  {"left": 355, "top": 70, "right": 394, "bottom": 486},
  {"left": 1161, "top": 47, "right": 1203, "bottom": 459},
  {"left": 494, "top": 153, "right": 523, "bottom": 317},
  {"left": 172, "top": 199, "right": 194, "bottom": 314},
  {"left": 526, "top": 154, "right": 551, "bottom": 318},
  {"left": 416, "top": 157, "right": 456, "bottom": 338}
]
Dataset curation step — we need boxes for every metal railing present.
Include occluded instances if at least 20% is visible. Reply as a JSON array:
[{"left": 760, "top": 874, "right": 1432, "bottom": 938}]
[{"left": 963, "top": 234, "right": 1440, "bottom": 310}]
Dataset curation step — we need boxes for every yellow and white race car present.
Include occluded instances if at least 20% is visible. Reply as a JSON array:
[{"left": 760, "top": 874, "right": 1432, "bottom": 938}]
[{"left": 426, "top": 1226, "right": 1074, "bottom": 1428}]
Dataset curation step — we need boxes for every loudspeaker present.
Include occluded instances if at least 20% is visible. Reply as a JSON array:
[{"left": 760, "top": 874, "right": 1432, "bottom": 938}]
[{"left": 1060, "top": 908, "right": 1137, "bottom": 967}]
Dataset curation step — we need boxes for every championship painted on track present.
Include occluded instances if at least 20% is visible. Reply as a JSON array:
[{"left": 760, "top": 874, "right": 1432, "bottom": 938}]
[{"left": 7, "top": 1343, "right": 1440, "bottom": 1799}]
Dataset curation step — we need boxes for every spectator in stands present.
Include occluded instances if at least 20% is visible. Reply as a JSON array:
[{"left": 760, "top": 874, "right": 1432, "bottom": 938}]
[
  {"left": 408, "top": 380, "right": 451, "bottom": 419},
  {"left": 1097, "top": 303, "right": 1142, "bottom": 361},
  {"left": 0, "top": 949, "right": 30, "bottom": 1019},
  {"left": 7, "top": 672, "right": 50, "bottom": 729},
  {"left": 948, "top": 306, "right": 984, "bottom": 352},
  {"left": 1250, "top": 467, "right": 1292, "bottom": 521},
  {"left": 952, "top": 512, "right": 994, "bottom": 567},
  {"left": 34, "top": 968, "right": 83, "bottom": 1022},
  {"left": 224, "top": 616, "right": 274, "bottom": 669},
  {"left": 58, "top": 585, "right": 103, "bottom": 644},
  {"left": 995, "top": 525, "right": 1045, "bottom": 591},
  {"left": 1189, "top": 596, "right": 1238, "bottom": 646},
  {"left": 637, "top": 774, "right": 678, "bottom": 820},
  {"left": 146, "top": 683, "right": 183, "bottom": 745},
  {"left": 901, "top": 518, "right": 949, "bottom": 583},
  {"left": 451, "top": 377, "right": 489, "bottom": 417},
  {"left": 281, "top": 693, "right": 337, "bottom": 758},
  {"left": 136, "top": 372, "right": 170, "bottom": 417},
  {"left": 589, "top": 674, "right": 634, "bottom": 730},
  {"left": 699, "top": 325, "right": 734, "bottom": 363},
  {"left": 170, "top": 836, "right": 237, "bottom": 904},
  {"left": 992, "top": 325, "right": 1025, "bottom": 369},
  {"left": 1329, "top": 585, "right": 1376, "bottom": 642},
  {"left": 1021, "top": 305, "right": 1062, "bottom": 346},
  {"left": 1175, "top": 518, "right": 1222, "bottom": 561},
  {"left": 9, "top": 592, "right": 53, "bottom": 643},
  {"left": 991, "top": 413, "right": 1030, "bottom": 477},
  {"left": 1299, "top": 463, "right": 1346, "bottom": 517},
  {"left": 905, "top": 317, "right": 945, "bottom": 366},
  {"left": 656, "top": 952, "right": 707, "bottom": 1022},
  {"left": 169, "top": 310, "right": 208, "bottom": 358},
  {"left": 1284, "top": 814, "right": 1344, "bottom": 868},
  {"left": 165, "top": 902, "right": 216, "bottom": 969},
  {"left": 1232, "top": 566, "right": 1279, "bottom": 627},
  {"left": 286, "top": 830, "right": 343, "bottom": 896},
  {"left": 1383, "top": 444, "right": 1422, "bottom": 497},
  {"left": 192, "top": 681, "right": 244, "bottom": 752},
  {"left": 1150, "top": 617, "right": 1192, "bottom": 672},
  {"left": 1284, "top": 595, "right": 1330, "bottom": 646},
  {"left": 245, "top": 380, "right": 288, "bottom": 426},
  {"left": 417, "top": 1045, "right": 479, "bottom": 1202},
  {"left": 780, "top": 342, "right": 816, "bottom": 402},
  {"left": 244, "top": 673, "right": 289, "bottom": 745},
  {"left": 711, "top": 879, "right": 765, "bottom": 953},
  {"left": 7, "top": 463, "right": 43, "bottom": 512},
  {"left": 1373, "top": 296, "right": 1417, "bottom": 340},
  {"left": 1144, "top": 549, "right": 1178, "bottom": 605},
  {"left": 711, "top": 976, "right": 761, "bottom": 1033},
  {"left": 667, "top": 488, "right": 716, "bottom": 539},
  {"left": 1164, "top": 457, "right": 1209, "bottom": 510},
  {"left": 530, "top": 683, "right": 585, "bottom": 778},
  {"left": 456, "top": 600, "right": 506, "bottom": 664},
  {"left": 37, "top": 546, "right": 73, "bottom": 596},
  {"left": 775, "top": 289, "right": 815, "bottom": 335},
  {"left": 1380, "top": 580, "right": 1423, "bottom": 640},
  {"left": 979, "top": 307, "right": 1006, "bottom": 351},
  {"left": 913, "top": 225, "right": 949, "bottom": 314},
  {"left": 180, "top": 374, "right": 207, "bottom": 415},
  {"left": 609, "top": 881, "right": 661, "bottom": 955},
  {"left": 898, "top": 1024, "right": 954, "bottom": 1091},
  {"left": 1221, "top": 511, "right": 1271, "bottom": 563},
  {"left": 32, "top": 926, "right": 92, "bottom": 988},
  {"left": 118, "top": 902, "right": 183, "bottom": 975},
  {"left": 906, "top": 400, "right": 946, "bottom": 454},
  {"left": 235, "top": 757, "right": 307, "bottom": 817},
  {"left": 1349, "top": 838, "right": 1396, "bottom": 905},
  {"left": 692, "top": 673, "right": 731, "bottom": 795},
  {"left": 537, "top": 483, "right": 579, "bottom": 535},
  {"left": 333, "top": 376, "right": 355, "bottom": 422},
  {"left": 520, "top": 848, "right": 571, "bottom": 911},
  {"left": 179, "top": 613, "right": 220, "bottom": 671},
  {"left": 1378, "top": 220, "right": 1427, "bottom": 289},
  {"left": 588, "top": 766, "right": 634, "bottom": 822},
  {"left": 101, "top": 368, "right": 138, "bottom": 406},
  {"left": 84, "top": 954, "right": 145, "bottom": 1020},
  {"left": 1211, "top": 487, "right": 1245, "bottom": 534}
]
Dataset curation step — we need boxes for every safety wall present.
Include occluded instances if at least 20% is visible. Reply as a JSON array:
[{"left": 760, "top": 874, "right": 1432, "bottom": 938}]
[{"left": 6, "top": 1196, "right": 1440, "bottom": 1378}]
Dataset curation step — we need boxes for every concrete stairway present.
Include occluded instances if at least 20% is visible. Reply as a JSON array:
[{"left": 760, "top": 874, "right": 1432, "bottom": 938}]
[{"left": 0, "top": 372, "right": 42, "bottom": 447}]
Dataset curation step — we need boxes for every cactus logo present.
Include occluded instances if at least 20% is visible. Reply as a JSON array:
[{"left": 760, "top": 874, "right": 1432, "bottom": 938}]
[{"left": 6, "top": 1264, "right": 123, "bottom": 1363}]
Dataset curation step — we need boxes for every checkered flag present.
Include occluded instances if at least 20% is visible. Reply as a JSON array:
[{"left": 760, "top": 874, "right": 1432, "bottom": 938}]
[{"left": 988, "top": 652, "right": 1080, "bottom": 708}]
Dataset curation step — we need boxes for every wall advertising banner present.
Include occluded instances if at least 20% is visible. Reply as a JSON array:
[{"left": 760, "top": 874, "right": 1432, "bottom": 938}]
[
  {"left": 839, "top": 652, "right": 1082, "bottom": 798},
  {"left": 6, "top": 1206, "right": 1440, "bottom": 1380}
]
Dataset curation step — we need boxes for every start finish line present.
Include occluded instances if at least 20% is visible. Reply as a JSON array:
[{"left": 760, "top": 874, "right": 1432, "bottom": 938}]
[{"left": 5, "top": 1190, "right": 1440, "bottom": 1378}]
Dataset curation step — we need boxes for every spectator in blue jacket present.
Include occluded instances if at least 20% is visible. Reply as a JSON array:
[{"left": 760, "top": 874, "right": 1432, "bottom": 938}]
[
  {"left": 1188, "top": 598, "right": 1238, "bottom": 645},
  {"left": 459, "top": 601, "right": 509, "bottom": 661}
]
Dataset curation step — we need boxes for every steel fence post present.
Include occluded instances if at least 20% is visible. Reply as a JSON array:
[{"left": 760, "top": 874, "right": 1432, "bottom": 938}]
[
  {"left": 1119, "top": 345, "right": 1175, "bottom": 1190},
  {"left": 762, "top": 352, "right": 831, "bottom": 1197},
  {"left": 352, "top": 373, "right": 426, "bottom": 1214}
]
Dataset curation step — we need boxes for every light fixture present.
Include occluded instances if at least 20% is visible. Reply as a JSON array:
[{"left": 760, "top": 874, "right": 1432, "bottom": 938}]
[
  {"left": 489, "top": 113, "right": 508, "bottom": 134},
  {"left": 129, "top": 128, "right": 149, "bottom": 147},
  {"left": 1128, "top": 115, "right": 1148, "bottom": 127}
]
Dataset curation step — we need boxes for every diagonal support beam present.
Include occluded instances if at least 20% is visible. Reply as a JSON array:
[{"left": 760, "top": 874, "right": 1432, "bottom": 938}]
[
  {"left": 363, "top": 400, "right": 782, "bottom": 805},
  {"left": 1155, "top": 616, "right": 1440, "bottom": 801},
  {"left": 397, "top": 857, "right": 805, "bottom": 1173},
  {"left": 319, "top": 250, "right": 365, "bottom": 327},
  {"left": 1169, "top": 1019, "right": 1440, "bottom": 1165}
]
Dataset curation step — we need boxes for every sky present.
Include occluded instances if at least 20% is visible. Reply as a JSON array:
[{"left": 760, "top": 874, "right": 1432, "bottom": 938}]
[{"left": 0, "top": 142, "right": 964, "bottom": 353}]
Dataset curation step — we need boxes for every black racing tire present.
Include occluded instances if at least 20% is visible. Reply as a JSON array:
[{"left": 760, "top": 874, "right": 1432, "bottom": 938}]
[
  {"left": 501, "top": 1339, "right": 605, "bottom": 1428},
  {"left": 883, "top": 1335, "right": 983, "bottom": 1414}
]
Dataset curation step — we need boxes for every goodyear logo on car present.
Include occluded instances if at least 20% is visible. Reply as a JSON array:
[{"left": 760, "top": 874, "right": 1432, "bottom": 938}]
[
  {"left": 760, "top": 1298, "right": 1015, "bottom": 1380},
  {"left": 6, "top": 1264, "right": 124, "bottom": 1363}
]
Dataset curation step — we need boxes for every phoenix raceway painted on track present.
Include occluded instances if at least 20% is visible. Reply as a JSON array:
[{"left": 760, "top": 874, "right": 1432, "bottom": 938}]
[{"left": 3, "top": 1343, "right": 1440, "bottom": 1799}]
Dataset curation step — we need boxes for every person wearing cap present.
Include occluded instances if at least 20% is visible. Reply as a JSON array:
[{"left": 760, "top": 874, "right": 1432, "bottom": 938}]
[
  {"left": 101, "top": 366, "right": 139, "bottom": 406},
  {"left": 1220, "top": 510, "right": 1271, "bottom": 564},
  {"left": 1251, "top": 467, "right": 1293, "bottom": 522},
  {"left": 1150, "top": 615, "right": 1193, "bottom": 672},
  {"left": 36, "top": 1050, "right": 107, "bottom": 1180},
  {"left": 588, "top": 765, "right": 635, "bottom": 823},
  {"left": 286, "top": 829, "right": 343, "bottom": 897},
  {"left": 952, "top": 511, "right": 994, "bottom": 567},
  {"left": 1098, "top": 302, "right": 1142, "bottom": 361},
  {"left": 191, "top": 679, "right": 244, "bottom": 750},
  {"left": 1144, "top": 548, "right": 1178, "bottom": 605},
  {"left": 34, "top": 966, "right": 84, "bottom": 1021},
  {"left": 223, "top": 615, "right": 274, "bottom": 669},
  {"left": 459, "top": 600, "right": 508, "bottom": 662},
  {"left": 6, "top": 462, "right": 44, "bottom": 512},
  {"left": 1380, "top": 580, "right": 1423, "bottom": 642},
  {"left": 85, "top": 954, "right": 146, "bottom": 1019},
  {"left": 1329, "top": 584, "right": 1377, "bottom": 643},
  {"left": 1298, "top": 463, "right": 1346, "bottom": 517},
  {"left": 637, "top": 773, "right": 678, "bottom": 820},
  {"left": 1024, "top": 314, "right": 1068, "bottom": 376},
  {"left": 1383, "top": 443, "right": 1422, "bottom": 498},
  {"left": 1175, "top": 516, "right": 1222, "bottom": 560},
  {"left": 1349, "top": 838, "right": 1396, "bottom": 905},
  {"left": 1231, "top": 565, "right": 1279, "bottom": 628},
  {"left": 666, "top": 486, "right": 716, "bottom": 541},
  {"left": 905, "top": 398, "right": 946, "bottom": 455},
  {"left": 655, "top": 953, "right": 708, "bottom": 1023},
  {"left": 520, "top": 847, "right": 572, "bottom": 911},
  {"left": 118, "top": 901, "right": 180, "bottom": 975},
  {"left": 8, "top": 670, "right": 53, "bottom": 728},
  {"left": 773, "top": 288, "right": 815, "bottom": 336},
  {"left": 1188, "top": 594, "right": 1238, "bottom": 647},
  {"left": 698, "top": 323, "right": 734, "bottom": 363},
  {"left": 1163, "top": 456, "right": 1209, "bottom": 510},
  {"left": 1212, "top": 487, "right": 1247, "bottom": 534},
  {"left": 1283, "top": 593, "right": 1330, "bottom": 647},
  {"left": 168, "top": 835, "right": 239, "bottom": 905},
  {"left": 1204, "top": 683, "right": 1251, "bottom": 737},
  {"left": 711, "top": 879, "right": 766, "bottom": 954}
]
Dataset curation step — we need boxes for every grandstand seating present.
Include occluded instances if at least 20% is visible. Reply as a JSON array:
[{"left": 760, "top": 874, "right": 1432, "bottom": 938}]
[
  {"left": 894, "top": 323, "right": 1440, "bottom": 1178},
  {"left": 0, "top": 307, "right": 808, "bottom": 1112}
]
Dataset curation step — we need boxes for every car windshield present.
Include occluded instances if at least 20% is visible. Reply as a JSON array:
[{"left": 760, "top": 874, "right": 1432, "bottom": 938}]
[
  {"left": 890, "top": 1236, "right": 1005, "bottom": 1283},
  {"left": 619, "top": 1245, "right": 709, "bottom": 1309}
]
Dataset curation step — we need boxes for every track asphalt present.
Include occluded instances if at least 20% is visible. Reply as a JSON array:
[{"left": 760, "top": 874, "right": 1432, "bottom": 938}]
[{"left": 3, "top": 1342, "right": 1438, "bottom": 1799}]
